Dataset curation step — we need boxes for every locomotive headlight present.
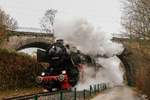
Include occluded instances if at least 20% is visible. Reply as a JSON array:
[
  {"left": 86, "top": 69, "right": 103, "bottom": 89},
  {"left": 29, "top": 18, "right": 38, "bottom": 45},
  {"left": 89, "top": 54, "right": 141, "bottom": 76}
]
[
  {"left": 62, "top": 70, "right": 66, "bottom": 74},
  {"left": 41, "top": 72, "right": 45, "bottom": 76}
]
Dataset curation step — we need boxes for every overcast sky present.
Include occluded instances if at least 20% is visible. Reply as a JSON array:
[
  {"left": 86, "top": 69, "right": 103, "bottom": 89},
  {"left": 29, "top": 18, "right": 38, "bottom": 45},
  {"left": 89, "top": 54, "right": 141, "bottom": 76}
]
[{"left": 0, "top": 0, "right": 122, "bottom": 33}]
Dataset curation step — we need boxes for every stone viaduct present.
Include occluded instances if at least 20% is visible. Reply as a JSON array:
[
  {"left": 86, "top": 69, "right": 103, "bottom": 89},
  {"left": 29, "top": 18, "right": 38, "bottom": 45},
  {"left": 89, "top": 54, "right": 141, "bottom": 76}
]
[{"left": 1, "top": 31, "right": 55, "bottom": 50}]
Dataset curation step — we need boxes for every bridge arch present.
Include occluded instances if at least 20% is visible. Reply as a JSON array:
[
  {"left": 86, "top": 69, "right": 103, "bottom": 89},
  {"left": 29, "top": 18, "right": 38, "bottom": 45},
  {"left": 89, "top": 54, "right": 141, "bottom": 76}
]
[
  {"left": 16, "top": 42, "right": 50, "bottom": 51},
  {"left": 1, "top": 31, "right": 54, "bottom": 50}
]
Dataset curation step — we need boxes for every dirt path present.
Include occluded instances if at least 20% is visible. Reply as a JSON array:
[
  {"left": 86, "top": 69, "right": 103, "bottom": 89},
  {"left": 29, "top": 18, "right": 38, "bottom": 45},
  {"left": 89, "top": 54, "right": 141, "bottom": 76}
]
[{"left": 91, "top": 86, "right": 143, "bottom": 100}]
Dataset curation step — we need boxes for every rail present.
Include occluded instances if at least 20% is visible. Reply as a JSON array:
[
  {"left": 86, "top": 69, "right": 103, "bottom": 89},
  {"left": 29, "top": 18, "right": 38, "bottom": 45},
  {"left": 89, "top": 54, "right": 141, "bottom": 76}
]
[{"left": 4, "top": 83, "right": 109, "bottom": 100}]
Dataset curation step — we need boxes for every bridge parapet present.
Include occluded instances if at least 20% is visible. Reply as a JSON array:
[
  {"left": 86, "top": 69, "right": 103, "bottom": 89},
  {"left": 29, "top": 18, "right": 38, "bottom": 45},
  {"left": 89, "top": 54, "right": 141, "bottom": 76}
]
[{"left": 7, "top": 31, "right": 54, "bottom": 37}]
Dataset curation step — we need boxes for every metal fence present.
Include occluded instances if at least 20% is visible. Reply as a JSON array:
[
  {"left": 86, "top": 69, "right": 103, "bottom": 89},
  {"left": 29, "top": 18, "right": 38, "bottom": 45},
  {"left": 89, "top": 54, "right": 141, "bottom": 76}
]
[
  {"left": 34, "top": 83, "right": 109, "bottom": 100},
  {"left": 5, "top": 83, "right": 109, "bottom": 100}
]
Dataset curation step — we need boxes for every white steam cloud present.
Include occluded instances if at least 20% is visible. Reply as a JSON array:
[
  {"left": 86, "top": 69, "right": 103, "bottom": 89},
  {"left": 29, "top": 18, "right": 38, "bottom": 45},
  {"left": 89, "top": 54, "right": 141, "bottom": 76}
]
[
  {"left": 76, "top": 56, "right": 125, "bottom": 90},
  {"left": 54, "top": 18, "right": 125, "bottom": 90},
  {"left": 54, "top": 18, "right": 124, "bottom": 56}
]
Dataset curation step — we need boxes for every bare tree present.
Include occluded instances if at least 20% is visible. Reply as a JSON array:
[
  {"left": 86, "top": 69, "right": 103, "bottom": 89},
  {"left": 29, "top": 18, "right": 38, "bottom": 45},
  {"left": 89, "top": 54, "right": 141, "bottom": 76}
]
[
  {"left": 0, "top": 8, "right": 18, "bottom": 31},
  {"left": 121, "top": 0, "right": 150, "bottom": 38},
  {"left": 40, "top": 9, "right": 57, "bottom": 34}
]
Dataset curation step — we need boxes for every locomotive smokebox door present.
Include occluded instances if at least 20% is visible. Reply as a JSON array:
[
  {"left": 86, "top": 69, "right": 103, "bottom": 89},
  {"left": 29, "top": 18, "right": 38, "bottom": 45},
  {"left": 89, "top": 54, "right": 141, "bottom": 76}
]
[{"left": 37, "top": 49, "right": 49, "bottom": 63}]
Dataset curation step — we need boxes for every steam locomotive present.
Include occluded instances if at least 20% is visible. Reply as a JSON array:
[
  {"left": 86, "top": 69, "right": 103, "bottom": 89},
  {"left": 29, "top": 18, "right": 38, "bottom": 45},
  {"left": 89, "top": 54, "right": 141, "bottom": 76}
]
[{"left": 36, "top": 39, "right": 86, "bottom": 91}]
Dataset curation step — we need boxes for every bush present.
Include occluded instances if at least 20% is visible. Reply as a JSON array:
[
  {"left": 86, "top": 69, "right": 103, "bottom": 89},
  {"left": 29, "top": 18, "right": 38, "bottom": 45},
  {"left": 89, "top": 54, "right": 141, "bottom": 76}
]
[{"left": 0, "top": 49, "right": 43, "bottom": 90}]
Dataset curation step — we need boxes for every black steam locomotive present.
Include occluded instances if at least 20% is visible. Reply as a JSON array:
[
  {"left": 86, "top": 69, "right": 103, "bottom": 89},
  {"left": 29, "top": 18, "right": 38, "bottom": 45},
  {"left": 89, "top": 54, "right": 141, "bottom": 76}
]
[{"left": 36, "top": 39, "right": 84, "bottom": 91}]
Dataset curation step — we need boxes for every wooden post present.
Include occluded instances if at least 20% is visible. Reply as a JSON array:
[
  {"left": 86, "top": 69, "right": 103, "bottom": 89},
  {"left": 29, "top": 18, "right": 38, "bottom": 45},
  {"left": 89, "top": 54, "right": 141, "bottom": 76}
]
[
  {"left": 74, "top": 88, "right": 77, "bottom": 100},
  {"left": 94, "top": 84, "right": 97, "bottom": 94},
  {"left": 100, "top": 84, "right": 102, "bottom": 91},
  {"left": 90, "top": 85, "right": 93, "bottom": 96},
  {"left": 83, "top": 89, "right": 86, "bottom": 99},
  {"left": 102, "top": 83, "right": 104, "bottom": 91},
  {"left": 104, "top": 83, "right": 106, "bottom": 89},
  {"left": 60, "top": 91, "right": 63, "bottom": 100},
  {"left": 34, "top": 95, "right": 38, "bottom": 100},
  {"left": 97, "top": 84, "right": 100, "bottom": 92}
]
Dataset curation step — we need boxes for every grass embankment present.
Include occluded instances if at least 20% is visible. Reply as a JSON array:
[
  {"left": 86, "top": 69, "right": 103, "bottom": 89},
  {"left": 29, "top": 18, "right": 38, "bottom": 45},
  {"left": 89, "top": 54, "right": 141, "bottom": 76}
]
[
  {"left": 0, "top": 48, "right": 43, "bottom": 91},
  {"left": 0, "top": 87, "right": 42, "bottom": 99},
  {"left": 119, "top": 39, "right": 150, "bottom": 99}
]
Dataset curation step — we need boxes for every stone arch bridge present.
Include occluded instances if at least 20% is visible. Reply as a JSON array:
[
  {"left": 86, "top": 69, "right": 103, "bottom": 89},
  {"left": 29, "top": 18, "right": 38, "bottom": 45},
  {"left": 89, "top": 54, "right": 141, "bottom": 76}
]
[{"left": 1, "top": 31, "right": 55, "bottom": 50}]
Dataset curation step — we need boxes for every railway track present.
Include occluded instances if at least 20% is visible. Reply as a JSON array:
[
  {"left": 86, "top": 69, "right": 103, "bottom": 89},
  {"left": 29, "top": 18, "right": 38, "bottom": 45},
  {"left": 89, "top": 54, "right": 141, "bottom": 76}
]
[
  {"left": 3, "top": 90, "right": 90, "bottom": 100},
  {"left": 3, "top": 91, "right": 59, "bottom": 100},
  {"left": 3, "top": 83, "right": 108, "bottom": 100}
]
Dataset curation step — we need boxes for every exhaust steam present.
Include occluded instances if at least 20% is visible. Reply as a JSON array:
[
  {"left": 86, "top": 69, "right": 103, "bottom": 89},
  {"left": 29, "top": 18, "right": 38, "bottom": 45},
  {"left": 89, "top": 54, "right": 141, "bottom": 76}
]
[{"left": 54, "top": 18, "right": 125, "bottom": 90}]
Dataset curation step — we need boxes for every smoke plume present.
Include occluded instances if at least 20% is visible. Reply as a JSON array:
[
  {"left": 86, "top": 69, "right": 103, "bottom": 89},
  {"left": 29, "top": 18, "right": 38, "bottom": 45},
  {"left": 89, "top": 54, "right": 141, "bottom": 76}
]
[
  {"left": 54, "top": 18, "right": 125, "bottom": 90},
  {"left": 75, "top": 56, "right": 125, "bottom": 90},
  {"left": 54, "top": 18, "right": 123, "bottom": 56}
]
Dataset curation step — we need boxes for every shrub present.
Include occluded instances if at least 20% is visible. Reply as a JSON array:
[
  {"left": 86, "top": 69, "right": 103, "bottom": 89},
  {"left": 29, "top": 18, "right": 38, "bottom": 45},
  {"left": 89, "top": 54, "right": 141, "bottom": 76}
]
[{"left": 0, "top": 49, "right": 43, "bottom": 90}]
